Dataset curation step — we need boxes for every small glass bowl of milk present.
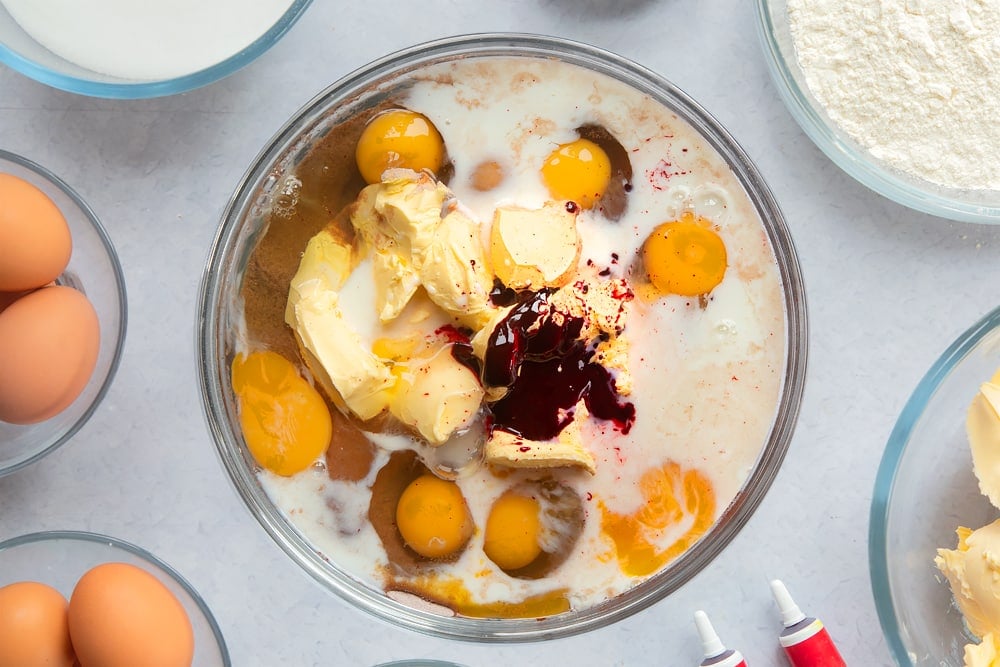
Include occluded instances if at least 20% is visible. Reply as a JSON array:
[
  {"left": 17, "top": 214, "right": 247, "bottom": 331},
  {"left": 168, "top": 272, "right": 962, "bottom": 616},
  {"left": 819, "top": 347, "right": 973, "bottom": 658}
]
[{"left": 0, "top": 0, "right": 311, "bottom": 98}]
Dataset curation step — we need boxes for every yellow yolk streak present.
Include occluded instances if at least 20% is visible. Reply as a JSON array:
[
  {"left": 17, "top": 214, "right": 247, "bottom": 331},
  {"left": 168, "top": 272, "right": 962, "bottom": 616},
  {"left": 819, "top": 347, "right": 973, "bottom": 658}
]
[
  {"left": 395, "top": 575, "right": 571, "bottom": 619},
  {"left": 231, "top": 351, "right": 332, "bottom": 476},
  {"left": 599, "top": 461, "right": 716, "bottom": 577}
]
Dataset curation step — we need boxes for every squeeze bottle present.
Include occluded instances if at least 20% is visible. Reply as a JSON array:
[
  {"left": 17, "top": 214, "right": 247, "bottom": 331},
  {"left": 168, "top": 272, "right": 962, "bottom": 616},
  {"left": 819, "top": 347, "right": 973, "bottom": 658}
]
[
  {"left": 694, "top": 610, "right": 748, "bottom": 667},
  {"left": 769, "top": 580, "right": 847, "bottom": 667}
]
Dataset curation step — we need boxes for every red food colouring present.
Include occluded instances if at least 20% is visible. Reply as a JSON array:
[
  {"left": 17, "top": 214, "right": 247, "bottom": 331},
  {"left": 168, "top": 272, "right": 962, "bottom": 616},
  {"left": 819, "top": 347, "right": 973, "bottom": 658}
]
[
  {"left": 483, "top": 290, "right": 635, "bottom": 441},
  {"left": 435, "top": 324, "right": 471, "bottom": 344},
  {"left": 646, "top": 159, "right": 691, "bottom": 191},
  {"left": 770, "top": 580, "right": 846, "bottom": 667}
]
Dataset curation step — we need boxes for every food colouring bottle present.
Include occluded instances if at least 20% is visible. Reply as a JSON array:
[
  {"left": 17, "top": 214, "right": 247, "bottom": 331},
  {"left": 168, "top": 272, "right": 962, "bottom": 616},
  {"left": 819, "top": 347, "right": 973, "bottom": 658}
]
[
  {"left": 769, "top": 580, "right": 847, "bottom": 667},
  {"left": 694, "top": 610, "right": 748, "bottom": 667}
]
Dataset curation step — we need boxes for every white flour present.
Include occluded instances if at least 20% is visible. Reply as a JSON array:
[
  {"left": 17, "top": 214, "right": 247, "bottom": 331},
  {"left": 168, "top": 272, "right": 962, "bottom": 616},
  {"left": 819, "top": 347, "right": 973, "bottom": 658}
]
[
  {"left": 1, "top": 0, "right": 295, "bottom": 81},
  {"left": 787, "top": 0, "right": 1000, "bottom": 190}
]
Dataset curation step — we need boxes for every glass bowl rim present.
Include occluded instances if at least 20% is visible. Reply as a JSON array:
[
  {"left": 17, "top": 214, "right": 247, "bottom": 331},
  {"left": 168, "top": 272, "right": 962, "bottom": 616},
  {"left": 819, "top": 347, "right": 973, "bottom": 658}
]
[
  {"left": 197, "top": 31, "right": 808, "bottom": 642},
  {"left": 868, "top": 304, "right": 1000, "bottom": 664},
  {"left": 0, "top": 0, "right": 312, "bottom": 99},
  {"left": 0, "top": 529, "right": 232, "bottom": 665},
  {"left": 754, "top": 0, "right": 1000, "bottom": 224},
  {"left": 0, "top": 148, "right": 128, "bottom": 477}
]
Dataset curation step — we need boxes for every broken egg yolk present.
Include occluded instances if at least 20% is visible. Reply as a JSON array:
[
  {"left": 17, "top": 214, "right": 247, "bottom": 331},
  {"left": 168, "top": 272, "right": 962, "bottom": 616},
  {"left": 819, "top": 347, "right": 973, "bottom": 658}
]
[
  {"left": 355, "top": 109, "right": 445, "bottom": 184},
  {"left": 231, "top": 351, "right": 332, "bottom": 476},
  {"left": 643, "top": 213, "right": 727, "bottom": 297},
  {"left": 396, "top": 474, "right": 474, "bottom": 559},
  {"left": 484, "top": 491, "right": 543, "bottom": 571},
  {"left": 541, "top": 138, "right": 611, "bottom": 209},
  {"left": 599, "top": 461, "right": 716, "bottom": 577}
]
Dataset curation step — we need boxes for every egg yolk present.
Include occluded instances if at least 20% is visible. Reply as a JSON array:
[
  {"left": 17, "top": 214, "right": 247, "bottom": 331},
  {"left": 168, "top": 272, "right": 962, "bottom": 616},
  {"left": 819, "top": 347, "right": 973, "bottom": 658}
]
[
  {"left": 231, "top": 350, "right": 332, "bottom": 476},
  {"left": 355, "top": 109, "right": 445, "bottom": 184},
  {"left": 484, "top": 491, "right": 543, "bottom": 571},
  {"left": 599, "top": 461, "right": 716, "bottom": 577},
  {"left": 642, "top": 213, "right": 727, "bottom": 296},
  {"left": 540, "top": 138, "right": 612, "bottom": 209},
  {"left": 396, "top": 474, "right": 473, "bottom": 559}
]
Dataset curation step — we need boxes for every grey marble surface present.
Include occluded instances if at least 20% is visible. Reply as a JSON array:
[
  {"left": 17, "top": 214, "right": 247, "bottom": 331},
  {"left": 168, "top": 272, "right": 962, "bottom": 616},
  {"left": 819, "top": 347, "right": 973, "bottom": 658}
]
[{"left": 2, "top": 1, "right": 999, "bottom": 665}]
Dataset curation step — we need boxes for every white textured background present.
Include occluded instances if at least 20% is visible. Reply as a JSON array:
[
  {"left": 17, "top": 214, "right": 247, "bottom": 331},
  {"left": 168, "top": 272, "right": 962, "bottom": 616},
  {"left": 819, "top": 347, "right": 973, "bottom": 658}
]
[{"left": 2, "top": 1, "right": 999, "bottom": 665}]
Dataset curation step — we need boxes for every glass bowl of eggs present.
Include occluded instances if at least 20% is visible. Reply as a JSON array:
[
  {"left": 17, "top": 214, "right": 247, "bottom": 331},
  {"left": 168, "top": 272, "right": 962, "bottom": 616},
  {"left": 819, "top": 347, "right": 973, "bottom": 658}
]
[
  {"left": 0, "top": 0, "right": 311, "bottom": 98},
  {"left": 197, "top": 33, "right": 807, "bottom": 640},
  {"left": 0, "top": 149, "right": 127, "bottom": 477},
  {"left": 0, "top": 530, "right": 230, "bottom": 666}
]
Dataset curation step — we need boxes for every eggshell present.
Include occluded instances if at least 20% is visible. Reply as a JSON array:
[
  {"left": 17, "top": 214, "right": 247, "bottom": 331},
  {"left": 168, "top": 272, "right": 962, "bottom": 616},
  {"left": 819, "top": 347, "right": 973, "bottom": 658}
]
[
  {"left": 0, "top": 285, "right": 100, "bottom": 424},
  {"left": 0, "top": 289, "right": 30, "bottom": 314},
  {"left": 0, "top": 581, "right": 76, "bottom": 667},
  {"left": 68, "top": 563, "right": 194, "bottom": 667},
  {"left": 0, "top": 173, "right": 72, "bottom": 292}
]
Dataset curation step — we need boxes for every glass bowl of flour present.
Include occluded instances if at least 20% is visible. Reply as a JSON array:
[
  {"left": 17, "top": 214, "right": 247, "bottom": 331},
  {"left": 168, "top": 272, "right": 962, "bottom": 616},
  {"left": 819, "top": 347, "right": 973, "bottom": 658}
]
[
  {"left": 0, "top": 0, "right": 311, "bottom": 98},
  {"left": 757, "top": 0, "right": 1000, "bottom": 223}
]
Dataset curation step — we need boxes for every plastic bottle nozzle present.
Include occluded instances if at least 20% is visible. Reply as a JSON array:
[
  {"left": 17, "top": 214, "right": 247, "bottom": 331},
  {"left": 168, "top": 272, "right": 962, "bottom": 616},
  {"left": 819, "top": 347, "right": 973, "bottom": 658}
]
[
  {"left": 770, "top": 579, "right": 806, "bottom": 627},
  {"left": 694, "top": 610, "right": 726, "bottom": 658}
]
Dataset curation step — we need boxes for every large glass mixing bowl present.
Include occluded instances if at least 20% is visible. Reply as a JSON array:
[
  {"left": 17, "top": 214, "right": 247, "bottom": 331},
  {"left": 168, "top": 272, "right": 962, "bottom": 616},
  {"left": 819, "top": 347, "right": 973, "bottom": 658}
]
[{"left": 197, "top": 33, "right": 808, "bottom": 641}]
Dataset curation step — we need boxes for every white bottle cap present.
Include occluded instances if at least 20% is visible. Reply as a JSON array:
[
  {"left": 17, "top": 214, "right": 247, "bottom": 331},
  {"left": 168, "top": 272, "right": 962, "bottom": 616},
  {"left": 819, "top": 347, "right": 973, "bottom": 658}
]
[
  {"left": 694, "top": 609, "right": 725, "bottom": 658},
  {"left": 770, "top": 579, "right": 807, "bottom": 626}
]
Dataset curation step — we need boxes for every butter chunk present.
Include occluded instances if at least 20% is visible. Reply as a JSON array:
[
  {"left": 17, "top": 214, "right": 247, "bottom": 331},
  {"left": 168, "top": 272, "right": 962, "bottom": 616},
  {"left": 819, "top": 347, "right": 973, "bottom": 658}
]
[
  {"left": 420, "top": 209, "right": 496, "bottom": 329},
  {"left": 484, "top": 401, "right": 595, "bottom": 474},
  {"left": 966, "top": 632, "right": 1000, "bottom": 667},
  {"left": 351, "top": 169, "right": 498, "bottom": 325},
  {"left": 371, "top": 246, "right": 421, "bottom": 323},
  {"left": 491, "top": 201, "right": 581, "bottom": 290},
  {"left": 935, "top": 520, "right": 1000, "bottom": 640},
  {"left": 374, "top": 170, "right": 450, "bottom": 257},
  {"left": 390, "top": 347, "right": 485, "bottom": 445},
  {"left": 289, "top": 288, "right": 394, "bottom": 421},
  {"left": 594, "top": 336, "right": 632, "bottom": 396},
  {"left": 548, "top": 276, "right": 632, "bottom": 341},
  {"left": 970, "top": 371, "right": 1000, "bottom": 509},
  {"left": 284, "top": 229, "right": 356, "bottom": 325}
]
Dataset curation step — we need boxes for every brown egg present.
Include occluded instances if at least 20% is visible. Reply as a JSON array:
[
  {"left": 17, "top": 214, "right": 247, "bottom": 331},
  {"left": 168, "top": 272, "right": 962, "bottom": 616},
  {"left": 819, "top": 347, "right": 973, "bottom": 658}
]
[
  {"left": 0, "top": 581, "right": 76, "bottom": 667},
  {"left": 0, "top": 285, "right": 100, "bottom": 424},
  {"left": 68, "top": 563, "right": 194, "bottom": 667},
  {"left": 0, "top": 173, "right": 72, "bottom": 292}
]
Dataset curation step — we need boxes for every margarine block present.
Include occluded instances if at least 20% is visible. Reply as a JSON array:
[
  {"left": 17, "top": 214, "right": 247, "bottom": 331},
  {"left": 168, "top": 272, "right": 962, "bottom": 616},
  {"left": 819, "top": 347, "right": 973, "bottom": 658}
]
[
  {"left": 290, "top": 289, "right": 394, "bottom": 421},
  {"left": 372, "top": 246, "right": 421, "bottom": 322},
  {"left": 594, "top": 336, "right": 632, "bottom": 396},
  {"left": 969, "top": 375, "right": 1000, "bottom": 509},
  {"left": 285, "top": 229, "right": 356, "bottom": 325},
  {"left": 935, "top": 520, "right": 1000, "bottom": 640},
  {"left": 484, "top": 401, "right": 595, "bottom": 474},
  {"left": 390, "top": 347, "right": 485, "bottom": 445},
  {"left": 420, "top": 209, "right": 496, "bottom": 330},
  {"left": 375, "top": 170, "right": 449, "bottom": 256},
  {"left": 491, "top": 202, "right": 581, "bottom": 290},
  {"left": 966, "top": 632, "right": 1000, "bottom": 667},
  {"left": 548, "top": 277, "right": 632, "bottom": 341}
]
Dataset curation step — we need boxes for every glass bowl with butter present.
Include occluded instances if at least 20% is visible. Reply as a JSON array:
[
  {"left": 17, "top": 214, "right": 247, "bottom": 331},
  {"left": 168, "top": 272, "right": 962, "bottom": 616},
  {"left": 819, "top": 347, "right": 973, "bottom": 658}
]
[
  {"left": 871, "top": 305, "right": 1000, "bottom": 664},
  {"left": 197, "top": 33, "right": 808, "bottom": 640}
]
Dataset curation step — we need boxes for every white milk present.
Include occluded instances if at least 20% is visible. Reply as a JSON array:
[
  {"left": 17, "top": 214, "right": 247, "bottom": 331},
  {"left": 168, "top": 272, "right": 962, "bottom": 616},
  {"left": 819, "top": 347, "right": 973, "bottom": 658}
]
[{"left": 2, "top": 0, "right": 295, "bottom": 80}]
